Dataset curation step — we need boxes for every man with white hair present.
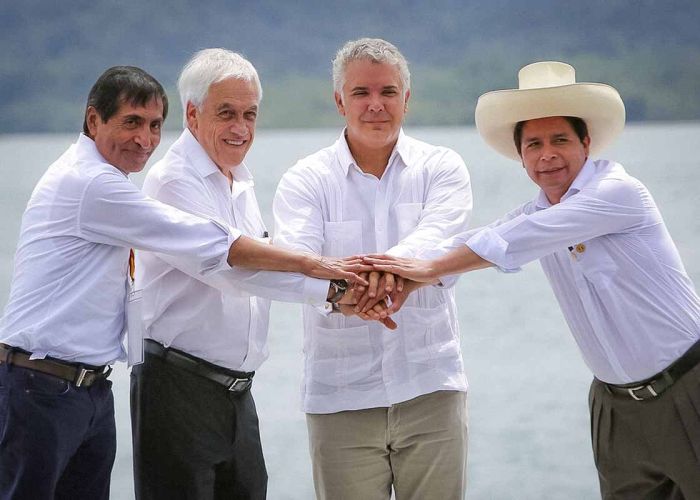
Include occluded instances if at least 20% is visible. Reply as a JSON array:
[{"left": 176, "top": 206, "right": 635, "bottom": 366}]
[
  {"left": 130, "top": 48, "right": 389, "bottom": 500},
  {"left": 367, "top": 61, "right": 700, "bottom": 499},
  {"left": 273, "top": 38, "right": 472, "bottom": 499}
]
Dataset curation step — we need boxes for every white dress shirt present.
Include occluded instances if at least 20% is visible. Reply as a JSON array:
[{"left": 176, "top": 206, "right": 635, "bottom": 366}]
[
  {"left": 449, "top": 159, "right": 699, "bottom": 384},
  {"left": 0, "top": 134, "right": 237, "bottom": 365},
  {"left": 137, "top": 129, "right": 329, "bottom": 372},
  {"left": 274, "top": 130, "right": 472, "bottom": 413}
]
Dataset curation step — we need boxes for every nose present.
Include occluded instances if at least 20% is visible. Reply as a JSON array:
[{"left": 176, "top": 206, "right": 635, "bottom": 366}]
[
  {"left": 540, "top": 143, "right": 558, "bottom": 161},
  {"left": 228, "top": 117, "right": 248, "bottom": 137},
  {"left": 367, "top": 94, "right": 385, "bottom": 113},
  {"left": 133, "top": 126, "right": 153, "bottom": 149}
]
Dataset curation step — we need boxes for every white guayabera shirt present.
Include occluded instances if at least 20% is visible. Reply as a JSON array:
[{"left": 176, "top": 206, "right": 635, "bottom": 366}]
[
  {"left": 136, "top": 130, "right": 330, "bottom": 372},
  {"left": 0, "top": 134, "right": 236, "bottom": 365},
  {"left": 455, "top": 159, "right": 700, "bottom": 384},
  {"left": 274, "top": 130, "right": 473, "bottom": 414}
]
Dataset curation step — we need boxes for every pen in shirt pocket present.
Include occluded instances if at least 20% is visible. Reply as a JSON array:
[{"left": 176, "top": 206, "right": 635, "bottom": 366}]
[{"left": 258, "top": 230, "right": 271, "bottom": 244}]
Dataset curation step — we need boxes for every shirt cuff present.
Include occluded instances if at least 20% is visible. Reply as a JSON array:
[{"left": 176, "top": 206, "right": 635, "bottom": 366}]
[
  {"left": 466, "top": 229, "right": 521, "bottom": 273},
  {"left": 304, "top": 277, "right": 331, "bottom": 306},
  {"left": 211, "top": 220, "right": 243, "bottom": 272}
]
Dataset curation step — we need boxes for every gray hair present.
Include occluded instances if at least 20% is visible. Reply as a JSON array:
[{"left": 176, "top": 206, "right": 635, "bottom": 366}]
[
  {"left": 177, "top": 48, "right": 262, "bottom": 127},
  {"left": 332, "top": 38, "right": 410, "bottom": 95}
]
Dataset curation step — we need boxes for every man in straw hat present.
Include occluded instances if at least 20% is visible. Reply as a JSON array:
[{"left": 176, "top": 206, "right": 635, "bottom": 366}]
[{"left": 365, "top": 61, "right": 700, "bottom": 498}]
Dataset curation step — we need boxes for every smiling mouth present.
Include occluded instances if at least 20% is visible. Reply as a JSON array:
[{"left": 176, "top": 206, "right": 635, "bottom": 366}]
[
  {"left": 224, "top": 139, "right": 246, "bottom": 146},
  {"left": 539, "top": 166, "right": 565, "bottom": 175}
]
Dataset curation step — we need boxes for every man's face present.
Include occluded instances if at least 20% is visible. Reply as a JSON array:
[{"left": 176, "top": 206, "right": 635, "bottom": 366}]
[
  {"left": 86, "top": 97, "right": 164, "bottom": 175},
  {"left": 187, "top": 77, "right": 259, "bottom": 172},
  {"left": 335, "top": 59, "right": 409, "bottom": 153},
  {"left": 520, "top": 116, "right": 590, "bottom": 204}
]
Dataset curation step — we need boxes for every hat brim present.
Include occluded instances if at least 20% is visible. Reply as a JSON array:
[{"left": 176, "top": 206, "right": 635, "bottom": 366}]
[{"left": 475, "top": 83, "right": 626, "bottom": 161}]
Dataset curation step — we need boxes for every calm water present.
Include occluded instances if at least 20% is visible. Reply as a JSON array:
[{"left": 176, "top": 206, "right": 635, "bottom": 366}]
[{"left": 1, "top": 124, "right": 698, "bottom": 499}]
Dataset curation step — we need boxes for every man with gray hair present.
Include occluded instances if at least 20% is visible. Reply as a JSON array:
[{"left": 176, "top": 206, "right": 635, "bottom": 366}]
[
  {"left": 130, "top": 48, "right": 388, "bottom": 500},
  {"left": 273, "top": 38, "right": 472, "bottom": 499}
]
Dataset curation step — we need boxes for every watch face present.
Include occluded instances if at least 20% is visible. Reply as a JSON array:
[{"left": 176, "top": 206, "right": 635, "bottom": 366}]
[{"left": 332, "top": 279, "right": 348, "bottom": 291}]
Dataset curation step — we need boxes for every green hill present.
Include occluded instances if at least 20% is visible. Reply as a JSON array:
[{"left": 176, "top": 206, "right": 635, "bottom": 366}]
[{"left": 2, "top": 0, "right": 699, "bottom": 132}]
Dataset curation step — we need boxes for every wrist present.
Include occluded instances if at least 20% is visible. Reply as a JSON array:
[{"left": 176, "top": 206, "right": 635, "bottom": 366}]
[
  {"left": 326, "top": 279, "right": 348, "bottom": 303},
  {"left": 299, "top": 253, "right": 316, "bottom": 275},
  {"left": 428, "top": 259, "right": 444, "bottom": 280}
]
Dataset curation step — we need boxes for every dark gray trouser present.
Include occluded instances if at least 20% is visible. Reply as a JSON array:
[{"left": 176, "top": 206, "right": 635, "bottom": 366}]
[
  {"left": 130, "top": 353, "right": 267, "bottom": 500},
  {"left": 589, "top": 362, "right": 700, "bottom": 499}
]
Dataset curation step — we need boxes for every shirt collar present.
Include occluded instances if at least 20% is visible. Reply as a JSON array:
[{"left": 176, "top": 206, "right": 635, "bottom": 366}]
[
  {"left": 180, "top": 128, "right": 255, "bottom": 191},
  {"left": 76, "top": 133, "right": 129, "bottom": 177},
  {"left": 534, "top": 157, "right": 596, "bottom": 210},
  {"left": 335, "top": 128, "right": 409, "bottom": 176}
]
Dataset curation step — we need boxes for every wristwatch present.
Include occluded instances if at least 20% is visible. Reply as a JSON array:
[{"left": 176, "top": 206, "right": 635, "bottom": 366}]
[{"left": 327, "top": 279, "right": 348, "bottom": 304}]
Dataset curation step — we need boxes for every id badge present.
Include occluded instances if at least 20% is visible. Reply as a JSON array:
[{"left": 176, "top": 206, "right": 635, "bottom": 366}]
[{"left": 126, "top": 287, "right": 144, "bottom": 366}]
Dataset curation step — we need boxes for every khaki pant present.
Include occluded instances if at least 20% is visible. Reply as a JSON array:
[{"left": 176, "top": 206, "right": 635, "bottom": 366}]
[
  {"left": 306, "top": 390, "right": 468, "bottom": 500},
  {"left": 589, "top": 362, "right": 700, "bottom": 499}
]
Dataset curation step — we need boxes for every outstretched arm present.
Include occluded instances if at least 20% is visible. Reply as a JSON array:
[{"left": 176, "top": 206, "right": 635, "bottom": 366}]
[
  {"left": 364, "top": 245, "right": 493, "bottom": 283},
  {"left": 227, "top": 236, "right": 370, "bottom": 285}
]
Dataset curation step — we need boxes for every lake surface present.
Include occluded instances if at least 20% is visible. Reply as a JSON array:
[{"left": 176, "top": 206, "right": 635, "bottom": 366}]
[{"left": 1, "top": 123, "right": 698, "bottom": 499}]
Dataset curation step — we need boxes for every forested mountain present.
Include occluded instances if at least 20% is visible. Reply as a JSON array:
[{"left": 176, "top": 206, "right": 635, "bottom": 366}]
[{"left": 2, "top": 0, "right": 699, "bottom": 132}]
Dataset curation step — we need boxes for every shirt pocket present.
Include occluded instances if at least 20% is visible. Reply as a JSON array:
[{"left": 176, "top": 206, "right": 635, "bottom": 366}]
[
  {"left": 308, "top": 325, "right": 373, "bottom": 388},
  {"left": 394, "top": 203, "right": 422, "bottom": 240},
  {"left": 399, "top": 304, "right": 460, "bottom": 364},
  {"left": 322, "top": 220, "right": 363, "bottom": 257},
  {"left": 572, "top": 240, "right": 619, "bottom": 289}
]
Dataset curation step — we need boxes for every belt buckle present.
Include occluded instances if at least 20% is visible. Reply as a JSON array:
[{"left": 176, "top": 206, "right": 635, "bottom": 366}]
[
  {"left": 228, "top": 377, "right": 250, "bottom": 392},
  {"left": 627, "top": 384, "right": 658, "bottom": 401},
  {"left": 75, "top": 368, "right": 92, "bottom": 387}
]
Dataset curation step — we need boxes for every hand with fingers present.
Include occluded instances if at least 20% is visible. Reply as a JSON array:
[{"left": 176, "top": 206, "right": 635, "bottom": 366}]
[
  {"left": 355, "top": 275, "right": 424, "bottom": 316},
  {"left": 337, "top": 282, "right": 398, "bottom": 330},
  {"left": 350, "top": 271, "right": 399, "bottom": 313},
  {"left": 362, "top": 254, "right": 440, "bottom": 284},
  {"left": 301, "top": 254, "right": 374, "bottom": 286}
]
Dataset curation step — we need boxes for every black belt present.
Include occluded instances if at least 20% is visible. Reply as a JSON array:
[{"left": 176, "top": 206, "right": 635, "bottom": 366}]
[
  {"left": 0, "top": 343, "right": 112, "bottom": 388},
  {"left": 144, "top": 340, "right": 254, "bottom": 393},
  {"left": 601, "top": 339, "right": 700, "bottom": 401}
]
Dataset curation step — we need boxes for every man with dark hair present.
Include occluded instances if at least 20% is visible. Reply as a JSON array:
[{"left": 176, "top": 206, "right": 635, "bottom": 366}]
[
  {"left": 82, "top": 65, "right": 169, "bottom": 135},
  {"left": 513, "top": 116, "right": 588, "bottom": 156},
  {"left": 0, "top": 65, "right": 365, "bottom": 500},
  {"left": 367, "top": 61, "right": 700, "bottom": 498}
]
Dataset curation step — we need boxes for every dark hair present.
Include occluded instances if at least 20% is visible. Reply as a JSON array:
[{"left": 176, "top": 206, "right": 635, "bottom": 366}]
[
  {"left": 82, "top": 66, "right": 168, "bottom": 135},
  {"left": 513, "top": 116, "right": 589, "bottom": 156}
]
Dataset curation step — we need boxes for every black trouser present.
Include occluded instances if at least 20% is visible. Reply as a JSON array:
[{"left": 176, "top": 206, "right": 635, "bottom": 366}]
[
  {"left": 130, "top": 352, "right": 267, "bottom": 500},
  {"left": 589, "top": 362, "right": 700, "bottom": 499},
  {"left": 0, "top": 363, "right": 115, "bottom": 500}
]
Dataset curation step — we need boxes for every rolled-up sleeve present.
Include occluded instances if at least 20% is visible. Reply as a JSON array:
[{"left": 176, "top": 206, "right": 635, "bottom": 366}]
[{"left": 466, "top": 178, "right": 650, "bottom": 270}]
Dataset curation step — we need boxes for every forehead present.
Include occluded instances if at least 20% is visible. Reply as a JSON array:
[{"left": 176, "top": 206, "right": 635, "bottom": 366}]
[
  {"left": 112, "top": 96, "right": 164, "bottom": 119},
  {"left": 205, "top": 77, "right": 259, "bottom": 107},
  {"left": 343, "top": 59, "right": 402, "bottom": 88},
  {"left": 521, "top": 116, "right": 575, "bottom": 137}
]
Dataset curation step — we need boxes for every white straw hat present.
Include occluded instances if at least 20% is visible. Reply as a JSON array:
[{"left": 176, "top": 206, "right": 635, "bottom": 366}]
[{"left": 474, "top": 61, "right": 626, "bottom": 161}]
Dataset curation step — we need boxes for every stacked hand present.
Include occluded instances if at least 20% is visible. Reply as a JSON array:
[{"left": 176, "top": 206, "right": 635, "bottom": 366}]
[
  {"left": 337, "top": 287, "right": 398, "bottom": 330},
  {"left": 362, "top": 254, "right": 438, "bottom": 284},
  {"left": 301, "top": 254, "right": 373, "bottom": 286},
  {"left": 305, "top": 253, "right": 432, "bottom": 329}
]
